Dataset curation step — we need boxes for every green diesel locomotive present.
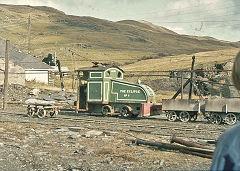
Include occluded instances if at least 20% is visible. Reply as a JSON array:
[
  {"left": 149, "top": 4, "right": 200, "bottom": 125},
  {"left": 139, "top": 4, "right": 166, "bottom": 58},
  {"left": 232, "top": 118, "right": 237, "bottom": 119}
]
[{"left": 75, "top": 63, "right": 161, "bottom": 117}]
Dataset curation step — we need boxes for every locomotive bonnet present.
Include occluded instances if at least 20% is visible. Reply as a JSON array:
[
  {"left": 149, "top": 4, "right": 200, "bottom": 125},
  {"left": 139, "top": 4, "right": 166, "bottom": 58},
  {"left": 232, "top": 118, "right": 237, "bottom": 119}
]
[{"left": 75, "top": 63, "right": 161, "bottom": 117}]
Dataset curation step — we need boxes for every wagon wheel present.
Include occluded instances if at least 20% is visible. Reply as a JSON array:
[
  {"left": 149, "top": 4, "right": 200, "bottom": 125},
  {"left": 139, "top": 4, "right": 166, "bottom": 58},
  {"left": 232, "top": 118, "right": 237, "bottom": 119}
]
[
  {"left": 179, "top": 111, "right": 190, "bottom": 122},
  {"left": 225, "top": 113, "right": 237, "bottom": 125},
  {"left": 191, "top": 113, "right": 198, "bottom": 121},
  {"left": 50, "top": 110, "right": 59, "bottom": 117},
  {"left": 204, "top": 112, "right": 212, "bottom": 123},
  {"left": 166, "top": 113, "right": 169, "bottom": 119},
  {"left": 211, "top": 113, "right": 222, "bottom": 125},
  {"left": 102, "top": 105, "right": 113, "bottom": 116},
  {"left": 167, "top": 111, "right": 177, "bottom": 122},
  {"left": 130, "top": 114, "right": 139, "bottom": 118},
  {"left": 37, "top": 108, "right": 47, "bottom": 118},
  {"left": 27, "top": 106, "right": 35, "bottom": 117},
  {"left": 120, "top": 106, "right": 132, "bottom": 118}
]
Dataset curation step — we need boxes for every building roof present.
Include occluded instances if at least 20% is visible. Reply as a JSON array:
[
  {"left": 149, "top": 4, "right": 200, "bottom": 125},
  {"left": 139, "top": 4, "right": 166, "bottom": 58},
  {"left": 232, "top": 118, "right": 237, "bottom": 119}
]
[
  {"left": 76, "top": 65, "right": 124, "bottom": 72},
  {"left": 0, "top": 38, "right": 52, "bottom": 70}
]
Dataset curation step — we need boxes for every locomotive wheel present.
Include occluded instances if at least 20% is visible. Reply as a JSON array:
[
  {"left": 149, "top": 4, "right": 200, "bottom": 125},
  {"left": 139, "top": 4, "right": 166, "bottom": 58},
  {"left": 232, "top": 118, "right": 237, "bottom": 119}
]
[
  {"left": 50, "top": 110, "right": 59, "bottom": 117},
  {"left": 179, "top": 111, "right": 190, "bottom": 122},
  {"left": 37, "top": 108, "right": 47, "bottom": 118},
  {"left": 167, "top": 111, "right": 177, "bottom": 122},
  {"left": 27, "top": 106, "right": 35, "bottom": 117},
  {"left": 102, "top": 105, "right": 113, "bottom": 116},
  {"left": 191, "top": 114, "right": 198, "bottom": 121},
  {"left": 211, "top": 113, "right": 222, "bottom": 125},
  {"left": 225, "top": 113, "right": 237, "bottom": 125},
  {"left": 120, "top": 106, "right": 132, "bottom": 118},
  {"left": 130, "top": 114, "right": 139, "bottom": 118}
]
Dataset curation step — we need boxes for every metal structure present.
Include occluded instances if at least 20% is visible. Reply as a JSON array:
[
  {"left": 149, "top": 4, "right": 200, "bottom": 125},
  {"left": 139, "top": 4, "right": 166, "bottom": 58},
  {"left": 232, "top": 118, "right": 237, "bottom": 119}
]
[
  {"left": 75, "top": 63, "right": 161, "bottom": 117},
  {"left": 160, "top": 55, "right": 240, "bottom": 125},
  {"left": 163, "top": 56, "right": 203, "bottom": 123}
]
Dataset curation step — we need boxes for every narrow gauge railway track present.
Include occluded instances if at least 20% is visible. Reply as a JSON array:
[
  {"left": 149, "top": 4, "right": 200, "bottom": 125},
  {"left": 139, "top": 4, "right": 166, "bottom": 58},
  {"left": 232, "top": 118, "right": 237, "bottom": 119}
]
[
  {"left": 0, "top": 110, "right": 229, "bottom": 141},
  {"left": 58, "top": 117, "right": 225, "bottom": 135},
  {"left": 3, "top": 109, "right": 229, "bottom": 132},
  {"left": 55, "top": 116, "right": 225, "bottom": 140},
  {"left": 55, "top": 113, "right": 229, "bottom": 133},
  {"left": 60, "top": 116, "right": 228, "bottom": 132}
]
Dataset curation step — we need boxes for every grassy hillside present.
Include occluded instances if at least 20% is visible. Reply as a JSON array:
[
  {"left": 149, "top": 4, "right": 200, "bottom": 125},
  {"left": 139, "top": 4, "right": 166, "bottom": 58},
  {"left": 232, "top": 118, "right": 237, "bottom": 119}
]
[
  {"left": 123, "top": 48, "right": 239, "bottom": 85},
  {"left": 0, "top": 4, "right": 239, "bottom": 71},
  {"left": 123, "top": 48, "right": 239, "bottom": 72}
]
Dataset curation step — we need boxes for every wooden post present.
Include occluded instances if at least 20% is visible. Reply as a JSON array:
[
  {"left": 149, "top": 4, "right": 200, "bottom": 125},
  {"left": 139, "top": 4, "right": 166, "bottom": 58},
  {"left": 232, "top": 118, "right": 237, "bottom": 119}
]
[
  {"left": 54, "top": 52, "right": 57, "bottom": 66},
  {"left": 70, "top": 51, "right": 76, "bottom": 91},
  {"left": 76, "top": 71, "right": 80, "bottom": 112},
  {"left": 56, "top": 60, "right": 64, "bottom": 91},
  {"left": 181, "top": 72, "right": 183, "bottom": 99},
  {"left": 172, "top": 78, "right": 191, "bottom": 99},
  {"left": 3, "top": 40, "right": 10, "bottom": 110},
  {"left": 189, "top": 56, "right": 195, "bottom": 100},
  {"left": 28, "top": 15, "right": 31, "bottom": 54},
  {"left": 133, "top": 139, "right": 213, "bottom": 159}
]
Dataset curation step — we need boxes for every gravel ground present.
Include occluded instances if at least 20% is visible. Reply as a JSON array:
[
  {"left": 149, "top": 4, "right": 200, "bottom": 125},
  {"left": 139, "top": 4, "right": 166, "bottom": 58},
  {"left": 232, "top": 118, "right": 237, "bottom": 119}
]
[{"left": 0, "top": 106, "right": 228, "bottom": 171}]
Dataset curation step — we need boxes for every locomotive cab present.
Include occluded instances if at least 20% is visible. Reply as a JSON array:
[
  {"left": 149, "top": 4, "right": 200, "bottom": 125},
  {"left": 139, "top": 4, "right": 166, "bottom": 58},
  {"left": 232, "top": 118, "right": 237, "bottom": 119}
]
[
  {"left": 76, "top": 64, "right": 124, "bottom": 111},
  {"left": 77, "top": 71, "right": 88, "bottom": 110}
]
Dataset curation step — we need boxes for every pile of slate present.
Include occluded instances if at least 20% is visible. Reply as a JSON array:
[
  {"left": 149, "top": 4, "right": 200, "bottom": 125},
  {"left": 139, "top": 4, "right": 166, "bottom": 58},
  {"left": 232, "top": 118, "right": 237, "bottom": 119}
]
[{"left": 25, "top": 89, "right": 77, "bottom": 106}]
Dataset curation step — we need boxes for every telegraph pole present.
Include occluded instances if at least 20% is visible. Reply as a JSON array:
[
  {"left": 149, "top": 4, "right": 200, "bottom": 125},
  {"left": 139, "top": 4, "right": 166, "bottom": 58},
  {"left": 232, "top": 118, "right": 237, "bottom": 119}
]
[
  {"left": 28, "top": 15, "right": 31, "bottom": 54},
  {"left": 3, "top": 40, "right": 10, "bottom": 110},
  {"left": 56, "top": 60, "right": 64, "bottom": 91},
  {"left": 181, "top": 72, "right": 183, "bottom": 99},
  {"left": 188, "top": 56, "right": 195, "bottom": 100}
]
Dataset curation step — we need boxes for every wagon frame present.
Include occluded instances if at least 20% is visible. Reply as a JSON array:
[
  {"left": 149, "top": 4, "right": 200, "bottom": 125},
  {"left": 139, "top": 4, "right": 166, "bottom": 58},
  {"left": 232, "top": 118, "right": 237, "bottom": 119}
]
[{"left": 27, "top": 104, "right": 61, "bottom": 118}]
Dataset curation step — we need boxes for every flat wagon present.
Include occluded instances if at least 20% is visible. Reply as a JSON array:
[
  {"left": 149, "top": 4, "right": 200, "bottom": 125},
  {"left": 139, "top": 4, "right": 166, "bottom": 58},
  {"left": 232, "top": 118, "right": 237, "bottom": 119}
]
[
  {"left": 162, "top": 99, "right": 201, "bottom": 122},
  {"left": 205, "top": 98, "right": 240, "bottom": 125}
]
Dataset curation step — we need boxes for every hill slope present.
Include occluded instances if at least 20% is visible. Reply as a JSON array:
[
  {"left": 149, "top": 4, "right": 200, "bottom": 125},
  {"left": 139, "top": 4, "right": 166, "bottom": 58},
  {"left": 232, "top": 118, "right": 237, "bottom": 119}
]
[{"left": 0, "top": 4, "right": 239, "bottom": 51}]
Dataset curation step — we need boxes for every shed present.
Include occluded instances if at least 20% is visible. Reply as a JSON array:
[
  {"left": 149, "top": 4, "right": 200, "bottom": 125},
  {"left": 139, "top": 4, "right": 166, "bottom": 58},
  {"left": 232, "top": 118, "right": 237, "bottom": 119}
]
[{"left": 0, "top": 38, "right": 52, "bottom": 84}]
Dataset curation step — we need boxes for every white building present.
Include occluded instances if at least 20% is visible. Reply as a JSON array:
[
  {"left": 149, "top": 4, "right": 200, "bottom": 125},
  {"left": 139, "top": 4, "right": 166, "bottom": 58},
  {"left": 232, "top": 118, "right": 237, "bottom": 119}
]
[{"left": 0, "top": 38, "right": 52, "bottom": 85}]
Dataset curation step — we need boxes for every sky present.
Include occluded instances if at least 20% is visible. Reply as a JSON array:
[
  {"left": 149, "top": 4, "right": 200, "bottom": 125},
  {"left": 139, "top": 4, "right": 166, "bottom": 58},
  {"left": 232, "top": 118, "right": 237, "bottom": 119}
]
[{"left": 0, "top": 0, "right": 240, "bottom": 42}]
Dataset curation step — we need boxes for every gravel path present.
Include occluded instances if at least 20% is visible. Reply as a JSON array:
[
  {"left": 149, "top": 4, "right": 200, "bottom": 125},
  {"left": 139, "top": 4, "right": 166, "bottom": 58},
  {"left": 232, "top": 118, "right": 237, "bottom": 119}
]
[{"left": 0, "top": 107, "right": 231, "bottom": 170}]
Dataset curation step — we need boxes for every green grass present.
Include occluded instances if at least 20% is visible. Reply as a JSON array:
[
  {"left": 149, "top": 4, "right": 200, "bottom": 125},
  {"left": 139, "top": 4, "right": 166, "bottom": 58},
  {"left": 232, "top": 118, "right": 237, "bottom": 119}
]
[{"left": 122, "top": 48, "right": 239, "bottom": 72}]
